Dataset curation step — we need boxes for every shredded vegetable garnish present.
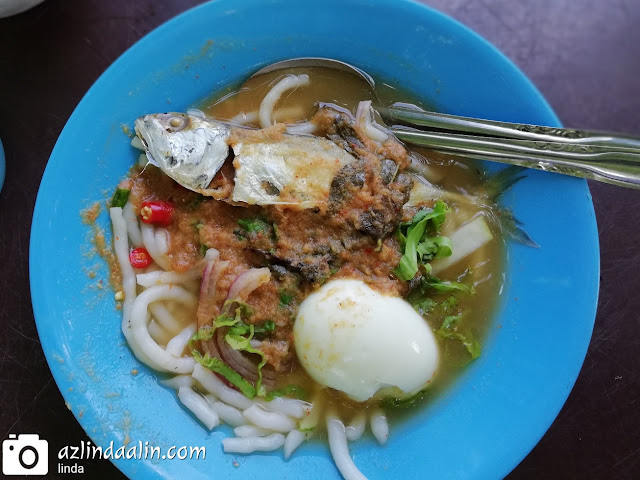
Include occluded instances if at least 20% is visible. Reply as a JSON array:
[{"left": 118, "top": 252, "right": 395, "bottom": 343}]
[
  {"left": 189, "top": 301, "right": 269, "bottom": 398},
  {"left": 192, "top": 351, "right": 257, "bottom": 398},
  {"left": 394, "top": 201, "right": 451, "bottom": 281},
  {"left": 279, "top": 290, "right": 294, "bottom": 307},
  {"left": 237, "top": 217, "right": 271, "bottom": 234},
  {"left": 436, "top": 314, "right": 481, "bottom": 359}
]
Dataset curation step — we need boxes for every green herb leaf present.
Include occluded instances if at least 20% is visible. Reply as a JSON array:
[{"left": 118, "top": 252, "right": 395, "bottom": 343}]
[
  {"left": 416, "top": 236, "right": 452, "bottom": 261},
  {"left": 265, "top": 385, "right": 308, "bottom": 401},
  {"left": 191, "top": 219, "right": 205, "bottom": 231},
  {"left": 254, "top": 320, "right": 276, "bottom": 337},
  {"left": 188, "top": 194, "right": 205, "bottom": 210},
  {"left": 238, "top": 218, "right": 270, "bottom": 234},
  {"left": 199, "top": 243, "right": 209, "bottom": 257},
  {"left": 394, "top": 201, "right": 451, "bottom": 281},
  {"left": 279, "top": 290, "right": 294, "bottom": 307},
  {"left": 436, "top": 314, "right": 481, "bottom": 359},
  {"left": 111, "top": 188, "right": 130, "bottom": 208},
  {"left": 401, "top": 200, "right": 449, "bottom": 231}
]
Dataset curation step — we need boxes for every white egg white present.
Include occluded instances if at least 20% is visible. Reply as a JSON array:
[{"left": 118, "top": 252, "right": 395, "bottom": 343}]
[{"left": 293, "top": 279, "right": 439, "bottom": 402}]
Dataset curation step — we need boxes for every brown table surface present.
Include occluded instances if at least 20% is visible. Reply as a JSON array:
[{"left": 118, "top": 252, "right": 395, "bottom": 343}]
[{"left": 1, "top": 1, "right": 639, "bottom": 478}]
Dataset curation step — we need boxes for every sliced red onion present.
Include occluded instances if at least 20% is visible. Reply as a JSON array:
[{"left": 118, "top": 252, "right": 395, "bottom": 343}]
[
  {"left": 225, "top": 267, "right": 271, "bottom": 304},
  {"left": 197, "top": 260, "right": 229, "bottom": 327},
  {"left": 215, "top": 327, "right": 277, "bottom": 388}
]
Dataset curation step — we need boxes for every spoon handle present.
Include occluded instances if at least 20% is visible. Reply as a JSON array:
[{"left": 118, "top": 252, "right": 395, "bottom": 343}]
[
  {"left": 384, "top": 106, "right": 640, "bottom": 152},
  {"left": 392, "top": 127, "right": 640, "bottom": 189}
]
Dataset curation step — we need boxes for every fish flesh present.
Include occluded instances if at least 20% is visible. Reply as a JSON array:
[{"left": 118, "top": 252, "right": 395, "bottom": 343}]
[{"left": 134, "top": 113, "right": 357, "bottom": 208}]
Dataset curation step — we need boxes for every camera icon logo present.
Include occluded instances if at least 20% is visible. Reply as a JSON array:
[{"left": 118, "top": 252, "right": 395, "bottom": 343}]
[{"left": 2, "top": 434, "right": 48, "bottom": 476}]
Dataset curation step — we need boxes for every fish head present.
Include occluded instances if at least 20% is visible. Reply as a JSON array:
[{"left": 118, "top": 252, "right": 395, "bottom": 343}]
[{"left": 134, "top": 113, "right": 230, "bottom": 192}]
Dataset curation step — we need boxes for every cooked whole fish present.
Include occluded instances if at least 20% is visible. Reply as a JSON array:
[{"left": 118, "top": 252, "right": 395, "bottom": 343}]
[{"left": 134, "top": 113, "right": 357, "bottom": 208}]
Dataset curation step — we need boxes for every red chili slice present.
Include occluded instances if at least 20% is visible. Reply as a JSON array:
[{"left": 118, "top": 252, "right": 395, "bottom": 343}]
[
  {"left": 129, "top": 247, "right": 152, "bottom": 269},
  {"left": 140, "top": 200, "right": 174, "bottom": 226}
]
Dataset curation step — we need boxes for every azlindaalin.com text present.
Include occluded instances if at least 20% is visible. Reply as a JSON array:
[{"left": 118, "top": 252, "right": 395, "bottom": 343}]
[{"left": 58, "top": 440, "right": 206, "bottom": 461}]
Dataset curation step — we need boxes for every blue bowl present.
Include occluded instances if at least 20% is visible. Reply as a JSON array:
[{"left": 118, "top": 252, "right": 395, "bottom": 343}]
[{"left": 30, "top": 0, "right": 599, "bottom": 479}]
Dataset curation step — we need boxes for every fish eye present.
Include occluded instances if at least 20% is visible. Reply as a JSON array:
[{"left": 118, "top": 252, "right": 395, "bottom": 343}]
[{"left": 164, "top": 114, "right": 189, "bottom": 132}]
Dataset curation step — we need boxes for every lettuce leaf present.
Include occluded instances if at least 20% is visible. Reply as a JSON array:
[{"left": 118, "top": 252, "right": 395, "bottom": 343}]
[
  {"left": 192, "top": 351, "right": 257, "bottom": 398},
  {"left": 436, "top": 314, "right": 481, "bottom": 359}
]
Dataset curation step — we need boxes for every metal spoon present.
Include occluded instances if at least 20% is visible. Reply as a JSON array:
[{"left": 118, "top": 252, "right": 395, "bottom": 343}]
[{"left": 248, "top": 57, "right": 640, "bottom": 189}]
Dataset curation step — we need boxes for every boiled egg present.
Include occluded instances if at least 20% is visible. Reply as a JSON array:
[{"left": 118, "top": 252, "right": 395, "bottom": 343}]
[{"left": 293, "top": 279, "right": 439, "bottom": 402}]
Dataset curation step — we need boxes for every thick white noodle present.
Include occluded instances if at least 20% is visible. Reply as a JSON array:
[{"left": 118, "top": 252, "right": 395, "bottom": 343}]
[
  {"left": 285, "top": 121, "right": 316, "bottom": 135},
  {"left": 233, "top": 425, "right": 273, "bottom": 438},
  {"left": 109, "top": 207, "right": 154, "bottom": 366},
  {"left": 243, "top": 405, "right": 296, "bottom": 433},
  {"left": 137, "top": 269, "right": 200, "bottom": 287},
  {"left": 222, "top": 434, "right": 286, "bottom": 454},
  {"left": 178, "top": 386, "right": 219, "bottom": 430},
  {"left": 355, "top": 100, "right": 389, "bottom": 143},
  {"left": 230, "top": 111, "right": 259, "bottom": 126},
  {"left": 327, "top": 413, "right": 369, "bottom": 480},
  {"left": 160, "top": 375, "right": 194, "bottom": 390},
  {"left": 233, "top": 106, "right": 307, "bottom": 126},
  {"left": 149, "top": 303, "right": 182, "bottom": 336},
  {"left": 257, "top": 397, "right": 311, "bottom": 419},
  {"left": 259, "top": 74, "right": 310, "bottom": 128},
  {"left": 370, "top": 408, "right": 389, "bottom": 445},
  {"left": 208, "top": 400, "right": 246, "bottom": 427},
  {"left": 346, "top": 411, "right": 366, "bottom": 442},
  {"left": 122, "top": 202, "right": 143, "bottom": 247},
  {"left": 284, "top": 430, "right": 306, "bottom": 460},
  {"left": 192, "top": 363, "right": 254, "bottom": 410},
  {"left": 130, "top": 285, "right": 197, "bottom": 373},
  {"left": 140, "top": 223, "right": 171, "bottom": 271},
  {"left": 154, "top": 228, "right": 169, "bottom": 256},
  {"left": 137, "top": 153, "right": 148, "bottom": 168},
  {"left": 137, "top": 249, "right": 218, "bottom": 287},
  {"left": 147, "top": 318, "right": 171, "bottom": 346},
  {"left": 165, "top": 324, "right": 196, "bottom": 357}
]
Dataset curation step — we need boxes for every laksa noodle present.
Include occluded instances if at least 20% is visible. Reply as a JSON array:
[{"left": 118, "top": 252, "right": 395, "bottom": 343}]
[{"left": 106, "top": 66, "right": 532, "bottom": 479}]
